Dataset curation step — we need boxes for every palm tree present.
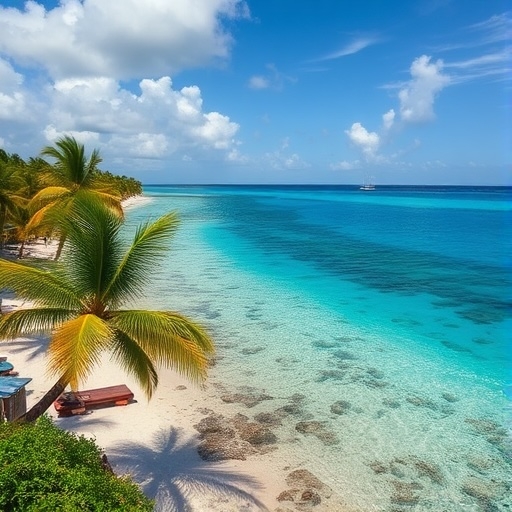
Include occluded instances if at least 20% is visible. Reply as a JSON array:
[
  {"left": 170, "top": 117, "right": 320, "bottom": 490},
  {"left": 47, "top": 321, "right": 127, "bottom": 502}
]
[
  {"left": 28, "top": 136, "right": 123, "bottom": 260},
  {"left": 0, "top": 198, "right": 214, "bottom": 422},
  {"left": 0, "top": 158, "right": 25, "bottom": 249},
  {"left": 6, "top": 203, "right": 33, "bottom": 259}
]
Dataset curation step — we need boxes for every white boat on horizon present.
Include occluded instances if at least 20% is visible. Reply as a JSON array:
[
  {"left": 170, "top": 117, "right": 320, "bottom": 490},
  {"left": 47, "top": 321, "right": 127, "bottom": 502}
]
[{"left": 360, "top": 177, "right": 376, "bottom": 191}]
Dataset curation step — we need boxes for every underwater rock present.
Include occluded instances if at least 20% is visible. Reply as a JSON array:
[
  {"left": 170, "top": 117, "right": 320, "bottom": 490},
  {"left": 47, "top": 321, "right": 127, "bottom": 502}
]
[
  {"left": 382, "top": 398, "right": 401, "bottom": 409},
  {"left": 194, "top": 411, "right": 277, "bottom": 461},
  {"left": 194, "top": 413, "right": 233, "bottom": 435},
  {"left": 286, "top": 469, "right": 330, "bottom": 494},
  {"left": 276, "top": 469, "right": 331, "bottom": 509},
  {"left": 362, "top": 378, "right": 389, "bottom": 389},
  {"left": 366, "top": 367, "right": 385, "bottom": 379},
  {"left": 332, "top": 349, "right": 357, "bottom": 360},
  {"left": 406, "top": 395, "right": 438, "bottom": 410},
  {"left": 220, "top": 392, "right": 274, "bottom": 408},
  {"left": 461, "top": 476, "right": 506, "bottom": 502},
  {"left": 390, "top": 481, "right": 423, "bottom": 505},
  {"left": 369, "top": 456, "right": 443, "bottom": 485},
  {"left": 412, "top": 459, "right": 444, "bottom": 484},
  {"left": 295, "top": 421, "right": 339, "bottom": 445},
  {"left": 464, "top": 418, "right": 508, "bottom": 449},
  {"left": 368, "top": 461, "right": 387, "bottom": 474},
  {"left": 466, "top": 455, "right": 495, "bottom": 474},
  {"left": 441, "top": 392, "right": 459, "bottom": 402},
  {"left": 317, "top": 369, "right": 346, "bottom": 382},
  {"left": 277, "top": 489, "right": 298, "bottom": 502},
  {"left": 330, "top": 400, "right": 351, "bottom": 415},
  {"left": 276, "top": 394, "right": 307, "bottom": 417},
  {"left": 254, "top": 411, "right": 285, "bottom": 427},
  {"left": 240, "top": 346, "right": 265, "bottom": 355},
  {"left": 313, "top": 340, "right": 338, "bottom": 349},
  {"left": 472, "top": 337, "right": 493, "bottom": 345},
  {"left": 196, "top": 433, "right": 256, "bottom": 461},
  {"left": 231, "top": 414, "right": 277, "bottom": 446},
  {"left": 174, "top": 385, "right": 187, "bottom": 391},
  {"left": 441, "top": 340, "right": 472, "bottom": 353}
]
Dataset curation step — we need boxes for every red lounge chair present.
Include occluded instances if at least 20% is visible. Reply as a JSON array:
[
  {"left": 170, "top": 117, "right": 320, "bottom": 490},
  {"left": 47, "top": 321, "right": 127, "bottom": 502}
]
[{"left": 54, "top": 384, "right": 134, "bottom": 417}]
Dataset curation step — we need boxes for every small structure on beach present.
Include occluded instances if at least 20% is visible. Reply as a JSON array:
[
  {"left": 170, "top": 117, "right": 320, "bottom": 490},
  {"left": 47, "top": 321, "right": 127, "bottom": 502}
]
[{"left": 0, "top": 377, "right": 32, "bottom": 422}]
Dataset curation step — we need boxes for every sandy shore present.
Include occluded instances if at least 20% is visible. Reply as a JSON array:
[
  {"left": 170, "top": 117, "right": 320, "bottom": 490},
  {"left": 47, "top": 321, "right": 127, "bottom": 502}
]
[{"left": 0, "top": 198, "right": 352, "bottom": 512}]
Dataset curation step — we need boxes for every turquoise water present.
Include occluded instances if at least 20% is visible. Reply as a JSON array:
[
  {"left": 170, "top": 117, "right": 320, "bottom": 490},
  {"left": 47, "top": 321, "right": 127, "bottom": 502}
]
[{"left": 126, "top": 185, "right": 511, "bottom": 511}]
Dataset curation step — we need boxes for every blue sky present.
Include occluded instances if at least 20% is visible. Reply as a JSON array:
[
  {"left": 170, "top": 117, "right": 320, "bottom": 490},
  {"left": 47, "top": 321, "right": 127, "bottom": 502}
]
[{"left": 0, "top": 0, "right": 510, "bottom": 185}]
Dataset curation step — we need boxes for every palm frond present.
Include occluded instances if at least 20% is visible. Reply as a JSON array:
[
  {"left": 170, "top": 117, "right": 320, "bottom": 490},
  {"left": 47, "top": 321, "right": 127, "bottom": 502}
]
[
  {"left": 26, "top": 201, "right": 60, "bottom": 232},
  {"left": 0, "top": 308, "right": 75, "bottom": 340},
  {"left": 47, "top": 314, "right": 113, "bottom": 389},
  {"left": 102, "top": 212, "right": 180, "bottom": 306},
  {"left": 109, "top": 329, "right": 159, "bottom": 398},
  {"left": 61, "top": 198, "right": 123, "bottom": 300},
  {"left": 29, "top": 187, "right": 70, "bottom": 211},
  {"left": 0, "top": 258, "right": 82, "bottom": 310},
  {"left": 110, "top": 310, "right": 213, "bottom": 383},
  {"left": 42, "top": 135, "right": 88, "bottom": 186}
]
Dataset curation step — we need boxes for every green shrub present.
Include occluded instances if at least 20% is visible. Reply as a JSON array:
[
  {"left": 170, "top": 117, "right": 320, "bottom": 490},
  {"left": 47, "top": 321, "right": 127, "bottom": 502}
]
[{"left": 0, "top": 415, "right": 153, "bottom": 511}]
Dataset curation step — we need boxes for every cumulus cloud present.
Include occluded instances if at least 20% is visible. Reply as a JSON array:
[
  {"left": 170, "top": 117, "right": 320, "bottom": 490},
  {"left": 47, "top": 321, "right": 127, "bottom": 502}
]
[
  {"left": 345, "top": 122, "right": 380, "bottom": 159},
  {"left": 2, "top": 73, "right": 239, "bottom": 161},
  {"left": 382, "top": 109, "right": 395, "bottom": 131},
  {"left": 0, "top": 3, "right": 245, "bottom": 164},
  {"left": 398, "top": 55, "right": 450, "bottom": 123},
  {"left": 0, "top": 58, "right": 28, "bottom": 121},
  {"left": 0, "top": 0, "right": 249, "bottom": 80}
]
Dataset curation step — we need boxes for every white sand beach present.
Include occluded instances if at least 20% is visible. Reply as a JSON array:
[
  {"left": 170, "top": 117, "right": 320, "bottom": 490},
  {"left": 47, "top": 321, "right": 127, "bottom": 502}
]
[{"left": 0, "top": 204, "right": 352, "bottom": 512}]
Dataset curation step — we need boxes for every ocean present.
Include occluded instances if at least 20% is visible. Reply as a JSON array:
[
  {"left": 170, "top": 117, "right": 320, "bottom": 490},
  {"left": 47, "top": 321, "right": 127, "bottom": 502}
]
[{"left": 125, "top": 185, "right": 511, "bottom": 511}]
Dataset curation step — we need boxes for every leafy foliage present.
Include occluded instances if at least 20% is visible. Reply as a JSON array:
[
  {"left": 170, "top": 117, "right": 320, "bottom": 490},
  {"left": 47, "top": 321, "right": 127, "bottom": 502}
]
[
  {"left": 0, "top": 198, "right": 214, "bottom": 420},
  {"left": 0, "top": 415, "right": 153, "bottom": 511},
  {"left": 0, "top": 141, "right": 142, "bottom": 253}
]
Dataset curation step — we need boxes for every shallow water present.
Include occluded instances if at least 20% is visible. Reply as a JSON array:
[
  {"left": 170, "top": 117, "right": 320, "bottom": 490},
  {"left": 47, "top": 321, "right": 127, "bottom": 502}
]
[{"left": 126, "top": 185, "right": 511, "bottom": 511}]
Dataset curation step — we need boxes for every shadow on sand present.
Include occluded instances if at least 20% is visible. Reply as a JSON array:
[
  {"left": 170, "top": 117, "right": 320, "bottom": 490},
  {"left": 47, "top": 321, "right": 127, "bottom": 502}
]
[{"left": 110, "top": 426, "right": 269, "bottom": 511}]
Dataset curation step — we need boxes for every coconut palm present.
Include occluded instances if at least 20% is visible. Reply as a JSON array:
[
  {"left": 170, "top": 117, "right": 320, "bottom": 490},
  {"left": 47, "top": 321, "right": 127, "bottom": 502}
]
[
  {"left": 0, "top": 198, "right": 214, "bottom": 422},
  {"left": 28, "top": 136, "right": 123, "bottom": 260},
  {"left": 0, "top": 158, "right": 25, "bottom": 249},
  {"left": 6, "top": 203, "right": 33, "bottom": 259}
]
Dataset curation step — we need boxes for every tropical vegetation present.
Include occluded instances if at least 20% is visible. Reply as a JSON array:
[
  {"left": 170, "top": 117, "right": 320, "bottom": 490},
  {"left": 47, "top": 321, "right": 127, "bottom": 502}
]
[
  {"left": 0, "top": 196, "right": 214, "bottom": 422},
  {"left": 0, "top": 141, "right": 142, "bottom": 255},
  {"left": 0, "top": 415, "right": 153, "bottom": 511}
]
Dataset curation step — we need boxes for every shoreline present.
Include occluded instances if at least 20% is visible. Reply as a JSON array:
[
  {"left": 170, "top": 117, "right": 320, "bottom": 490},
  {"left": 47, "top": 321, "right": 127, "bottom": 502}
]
[{"left": 0, "top": 197, "right": 351, "bottom": 511}]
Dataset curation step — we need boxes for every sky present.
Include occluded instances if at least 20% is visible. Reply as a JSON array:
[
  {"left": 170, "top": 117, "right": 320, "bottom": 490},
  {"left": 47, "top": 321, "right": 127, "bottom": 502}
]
[{"left": 0, "top": 1, "right": 510, "bottom": 185}]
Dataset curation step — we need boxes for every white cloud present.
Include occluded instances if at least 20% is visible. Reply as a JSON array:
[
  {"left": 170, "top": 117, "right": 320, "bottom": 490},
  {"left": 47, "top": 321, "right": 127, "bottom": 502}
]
[
  {"left": 382, "top": 109, "right": 395, "bottom": 131},
  {"left": 0, "top": 0, "right": 249, "bottom": 80},
  {"left": 0, "top": 58, "right": 29, "bottom": 120},
  {"left": 10, "top": 74, "right": 240, "bottom": 160},
  {"left": 398, "top": 55, "right": 450, "bottom": 123},
  {"left": 247, "top": 64, "right": 295, "bottom": 91},
  {"left": 345, "top": 122, "right": 380, "bottom": 159},
  {"left": 248, "top": 76, "right": 269, "bottom": 89},
  {"left": 316, "top": 35, "right": 380, "bottom": 61},
  {"left": 330, "top": 160, "right": 360, "bottom": 171}
]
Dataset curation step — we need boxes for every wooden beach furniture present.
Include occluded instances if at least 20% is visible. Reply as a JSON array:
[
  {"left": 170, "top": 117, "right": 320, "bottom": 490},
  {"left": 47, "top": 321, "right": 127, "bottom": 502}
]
[{"left": 54, "top": 384, "right": 134, "bottom": 417}]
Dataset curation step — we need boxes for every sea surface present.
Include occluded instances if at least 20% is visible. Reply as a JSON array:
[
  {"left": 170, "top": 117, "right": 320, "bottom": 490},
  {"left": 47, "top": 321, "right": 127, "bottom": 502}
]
[{"left": 125, "top": 185, "right": 511, "bottom": 511}]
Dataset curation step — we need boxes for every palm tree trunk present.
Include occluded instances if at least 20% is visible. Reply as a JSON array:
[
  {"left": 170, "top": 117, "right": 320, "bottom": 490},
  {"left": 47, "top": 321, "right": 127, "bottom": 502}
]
[
  {"left": 0, "top": 205, "right": 6, "bottom": 250},
  {"left": 18, "top": 376, "right": 68, "bottom": 422},
  {"left": 54, "top": 233, "right": 67, "bottom": 261},
  {"left": 17, "top": 239, "right": 25, "bottom": 259}
]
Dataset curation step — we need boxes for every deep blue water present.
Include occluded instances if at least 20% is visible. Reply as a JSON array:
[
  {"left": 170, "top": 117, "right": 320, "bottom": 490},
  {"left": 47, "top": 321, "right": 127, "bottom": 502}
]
[{"left": 127, "top": 184, "right": 511, "bottom": 511}]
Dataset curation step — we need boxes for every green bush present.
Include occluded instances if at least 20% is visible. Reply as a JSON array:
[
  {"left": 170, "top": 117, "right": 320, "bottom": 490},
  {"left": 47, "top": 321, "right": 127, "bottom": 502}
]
[{"left": 0, "top": 415, "right": 153, "bottom": 511}]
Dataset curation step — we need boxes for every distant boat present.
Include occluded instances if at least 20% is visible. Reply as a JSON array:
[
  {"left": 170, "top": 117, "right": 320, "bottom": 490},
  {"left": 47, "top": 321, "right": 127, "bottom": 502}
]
[{"left": 360, "top": 177, "right": 375, "bottom": 191}]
